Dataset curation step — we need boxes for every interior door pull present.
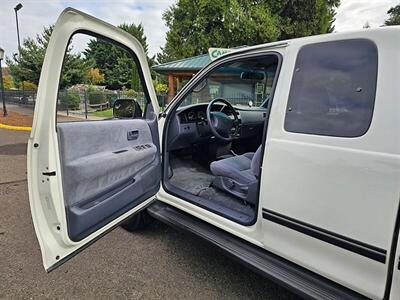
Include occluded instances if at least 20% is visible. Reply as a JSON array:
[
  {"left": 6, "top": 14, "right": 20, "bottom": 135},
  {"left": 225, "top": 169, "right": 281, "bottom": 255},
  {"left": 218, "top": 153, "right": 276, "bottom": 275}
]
[
  {"left": 127, "top": 130, "right": 139, "bottom": 140},
  {"left": 42, "top": 171, "right": 56, "bottom": 176}
]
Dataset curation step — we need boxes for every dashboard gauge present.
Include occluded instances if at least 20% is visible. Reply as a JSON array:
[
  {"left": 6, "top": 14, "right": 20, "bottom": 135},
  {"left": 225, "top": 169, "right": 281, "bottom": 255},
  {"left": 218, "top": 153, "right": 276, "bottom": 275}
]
[
  {"left": 197, "top": 111, "right": 205, "bottom": 120},
  {"left": 187, "top": 111, "right": 196, "bottom": 121}
]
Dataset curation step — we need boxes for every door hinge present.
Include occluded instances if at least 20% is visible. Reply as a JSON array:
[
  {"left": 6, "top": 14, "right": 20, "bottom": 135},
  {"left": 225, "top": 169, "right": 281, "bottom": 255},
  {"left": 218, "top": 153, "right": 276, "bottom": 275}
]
[{"left": 42, "top": 171, "right": 56, "bottom": 176}]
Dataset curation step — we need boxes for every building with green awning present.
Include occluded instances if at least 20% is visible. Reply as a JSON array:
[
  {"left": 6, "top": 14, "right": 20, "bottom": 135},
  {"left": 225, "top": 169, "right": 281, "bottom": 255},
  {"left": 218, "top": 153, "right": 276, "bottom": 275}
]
[
  {"left": 152, "top": 54, "right": 211, "bottom": 102},
  {"left": 152, "top": 48, "right": 245, "bottom": 103}
]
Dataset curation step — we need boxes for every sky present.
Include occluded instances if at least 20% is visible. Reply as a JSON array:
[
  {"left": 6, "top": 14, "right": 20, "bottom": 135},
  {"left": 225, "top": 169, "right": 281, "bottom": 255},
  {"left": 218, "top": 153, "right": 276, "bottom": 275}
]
[{"left": 0, "top": 0, "right": 398, "bottom": 63}]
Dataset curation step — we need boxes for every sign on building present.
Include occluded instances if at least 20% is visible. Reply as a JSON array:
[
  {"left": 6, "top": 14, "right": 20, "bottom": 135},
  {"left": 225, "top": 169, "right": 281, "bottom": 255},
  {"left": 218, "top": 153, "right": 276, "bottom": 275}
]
[{"left": 208, "top": 48, "right": 235, "bottom": 61}]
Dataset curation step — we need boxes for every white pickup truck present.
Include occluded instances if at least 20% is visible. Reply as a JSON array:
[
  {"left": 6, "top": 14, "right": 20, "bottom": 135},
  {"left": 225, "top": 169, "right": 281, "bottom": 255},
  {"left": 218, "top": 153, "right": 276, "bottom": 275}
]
[{"left": 28, "top": 8, "right": 400, "bottom": 300}]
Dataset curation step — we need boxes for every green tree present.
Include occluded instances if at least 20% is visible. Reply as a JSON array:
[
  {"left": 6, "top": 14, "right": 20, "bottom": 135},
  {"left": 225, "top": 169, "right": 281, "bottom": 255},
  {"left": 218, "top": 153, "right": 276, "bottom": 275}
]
[
  {"left": 385, "top": 4, "right": 400, "bottom": 26},
  {"left": 84, "top": 23, "right": 153, "bottom": 90},
  {"left": 268, "top": 0, "right": 340, "bottom": 38},
  {"left": 157, "top": 0, "right": 340, "bottom": 63},
  {"left": 6, "top": 26, "right": 87, "bottom": 89}
]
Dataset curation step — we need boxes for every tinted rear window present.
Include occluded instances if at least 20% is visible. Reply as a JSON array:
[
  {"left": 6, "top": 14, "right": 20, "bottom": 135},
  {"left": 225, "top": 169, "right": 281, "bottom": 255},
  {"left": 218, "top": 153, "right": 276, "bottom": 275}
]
[{"left": 284, "top": 39, "right": 378, "bottom": 137}]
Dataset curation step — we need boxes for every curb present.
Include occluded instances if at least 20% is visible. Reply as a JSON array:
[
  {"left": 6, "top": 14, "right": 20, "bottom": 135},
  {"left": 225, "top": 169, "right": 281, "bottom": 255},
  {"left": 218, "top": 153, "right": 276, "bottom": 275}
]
[{"left": 0, "top": 123, "right": 32, "bottom": 131}]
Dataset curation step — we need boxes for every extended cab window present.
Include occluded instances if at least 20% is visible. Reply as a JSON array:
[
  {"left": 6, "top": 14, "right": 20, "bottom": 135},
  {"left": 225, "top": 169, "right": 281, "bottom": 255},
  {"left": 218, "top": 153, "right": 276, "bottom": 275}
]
[{"left": 284, "top": 39, "right": 378, "bottom": 137}]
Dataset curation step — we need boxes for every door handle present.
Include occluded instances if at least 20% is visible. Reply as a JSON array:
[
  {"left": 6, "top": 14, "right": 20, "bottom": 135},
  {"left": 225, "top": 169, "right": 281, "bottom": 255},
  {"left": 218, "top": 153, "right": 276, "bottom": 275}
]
[
  {"left": 42, "top": 171, "right": 56, "bottom": 176},
  {"left": 127, "top": 130, "right": 139, "bottom": 140}
]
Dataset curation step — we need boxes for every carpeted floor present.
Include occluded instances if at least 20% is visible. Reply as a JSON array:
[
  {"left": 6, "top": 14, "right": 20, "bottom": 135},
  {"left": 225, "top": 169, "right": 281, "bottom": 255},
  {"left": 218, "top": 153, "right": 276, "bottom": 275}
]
[
  {"left": 169, "top": 155, "right": 255, "bottom": 219},
  {"left": 169, "top": 155, "right": 214, "bottom": 195}
]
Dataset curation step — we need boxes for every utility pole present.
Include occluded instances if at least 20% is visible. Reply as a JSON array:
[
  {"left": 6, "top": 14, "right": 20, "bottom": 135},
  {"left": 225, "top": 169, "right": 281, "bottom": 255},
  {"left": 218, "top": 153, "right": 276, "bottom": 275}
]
[
  {"left": 14, "top": 3, "right": 24, "bottom": 97},
  {"left": 14, "top": 3, "right": 23, "bottom": 58}
]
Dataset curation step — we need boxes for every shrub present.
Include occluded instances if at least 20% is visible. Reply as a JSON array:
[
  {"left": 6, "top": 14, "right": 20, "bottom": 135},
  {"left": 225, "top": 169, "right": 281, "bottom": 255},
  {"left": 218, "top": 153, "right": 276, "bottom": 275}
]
[
  {"left": 155, "top": 83, "right": 168, "bottom": 94},
  {"left": 21, "top": 81, "right": 38, "bottom": 90},
  {"left": 124, "top": 89, "right": 136, "bottom": 98},
  {"left": 88, "top": 91, "right": 107, "bottom": 105},
  {"left": 59, "top": 92, "right": 81, "bottom": 110}
]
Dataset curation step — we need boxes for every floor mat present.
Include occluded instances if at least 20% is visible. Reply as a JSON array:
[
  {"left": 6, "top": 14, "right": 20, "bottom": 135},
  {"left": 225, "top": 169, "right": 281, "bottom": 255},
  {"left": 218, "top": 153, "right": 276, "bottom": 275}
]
[
  {"left": 169, "top": 156, "right": 214, "bottom": 195},
  {"left": 169, "top": 155, "right": 255, "bottom": 220}
]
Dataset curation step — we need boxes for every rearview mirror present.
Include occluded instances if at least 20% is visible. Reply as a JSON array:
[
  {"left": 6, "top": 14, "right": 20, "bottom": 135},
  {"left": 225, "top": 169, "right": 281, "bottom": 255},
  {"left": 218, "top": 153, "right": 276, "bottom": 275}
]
[
  {"left": 240, "top": 71, "right": 265, "bottom": 81},
  {"left": 113, "top": 99, "right": 142, "bottom": 119}
]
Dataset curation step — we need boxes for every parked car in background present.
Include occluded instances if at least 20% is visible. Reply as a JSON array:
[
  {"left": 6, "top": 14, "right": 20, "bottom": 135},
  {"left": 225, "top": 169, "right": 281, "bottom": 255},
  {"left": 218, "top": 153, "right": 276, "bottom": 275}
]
[{"left": 28, "top": 8, "right": 400, "bottom": 300}]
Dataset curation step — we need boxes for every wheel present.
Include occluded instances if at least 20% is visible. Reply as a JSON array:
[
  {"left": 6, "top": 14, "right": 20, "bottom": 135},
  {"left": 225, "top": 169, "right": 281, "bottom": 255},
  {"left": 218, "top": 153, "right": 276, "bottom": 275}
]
[{"left": 121, "top": 209, "right": 154, "bottom": 232}]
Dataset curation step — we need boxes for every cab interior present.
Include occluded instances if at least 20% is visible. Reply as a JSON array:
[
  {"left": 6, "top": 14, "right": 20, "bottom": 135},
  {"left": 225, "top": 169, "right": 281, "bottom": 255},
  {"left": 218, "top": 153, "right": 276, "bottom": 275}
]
[{"left": 162, "top": 54, "right": 280, "bottom": 224}]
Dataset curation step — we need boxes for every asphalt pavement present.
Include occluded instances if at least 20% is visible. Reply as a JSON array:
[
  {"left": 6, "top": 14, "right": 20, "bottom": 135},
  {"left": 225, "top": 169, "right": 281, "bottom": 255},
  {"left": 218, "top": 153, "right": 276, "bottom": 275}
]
[{"left": 0, "top": 128, "right": 296, "bottom": 299}]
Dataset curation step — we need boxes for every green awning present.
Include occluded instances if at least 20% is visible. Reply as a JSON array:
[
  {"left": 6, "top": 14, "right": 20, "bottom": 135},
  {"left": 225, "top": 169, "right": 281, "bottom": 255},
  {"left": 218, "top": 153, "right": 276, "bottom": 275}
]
[{"left": 152, "top": 54, "right": 211, "bottom": 74}]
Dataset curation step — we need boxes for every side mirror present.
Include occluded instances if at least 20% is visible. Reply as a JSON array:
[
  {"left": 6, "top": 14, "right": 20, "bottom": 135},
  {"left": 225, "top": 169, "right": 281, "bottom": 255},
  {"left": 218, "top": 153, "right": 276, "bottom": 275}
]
[{"left": 113, "top": 99, "right": 142, "bottom": 119}]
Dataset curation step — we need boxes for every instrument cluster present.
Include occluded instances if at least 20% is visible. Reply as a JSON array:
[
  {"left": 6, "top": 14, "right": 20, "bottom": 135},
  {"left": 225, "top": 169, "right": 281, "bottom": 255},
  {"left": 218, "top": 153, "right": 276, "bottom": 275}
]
[{"left": 180, "top": 108, "right": 207, "bottom": 123}]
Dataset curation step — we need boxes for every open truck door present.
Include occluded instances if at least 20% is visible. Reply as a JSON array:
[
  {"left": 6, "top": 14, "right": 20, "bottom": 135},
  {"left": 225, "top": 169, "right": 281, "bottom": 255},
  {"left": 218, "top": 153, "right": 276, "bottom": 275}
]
[{"left": 27, "top": 8, "right": 161, "bottom": 271}]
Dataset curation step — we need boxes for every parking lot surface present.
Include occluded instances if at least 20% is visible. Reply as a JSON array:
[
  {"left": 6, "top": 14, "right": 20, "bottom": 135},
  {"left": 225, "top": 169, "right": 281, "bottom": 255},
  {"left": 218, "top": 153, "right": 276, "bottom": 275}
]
[{"left": 0, "top": 128, "right": 296, "bottom": 299}]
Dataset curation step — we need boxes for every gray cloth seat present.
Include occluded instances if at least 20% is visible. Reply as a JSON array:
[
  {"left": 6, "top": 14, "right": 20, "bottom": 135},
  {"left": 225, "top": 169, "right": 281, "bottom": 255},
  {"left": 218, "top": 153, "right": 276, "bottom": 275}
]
[
  {"left": 210, "top": 145, "right": 262, "bottom": 184},
  {"left": 209, "top": 146, "right": 262, "bottom": 203},
  {"left": 210, "top": 152, "right": 255, "bottom": 184}
]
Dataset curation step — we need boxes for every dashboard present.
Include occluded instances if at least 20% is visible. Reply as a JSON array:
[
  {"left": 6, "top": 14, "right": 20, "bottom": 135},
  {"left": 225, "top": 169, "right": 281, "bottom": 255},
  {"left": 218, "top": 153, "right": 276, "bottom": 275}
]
[{"left": 167, "top": 103, "right": 267, "bottom": 151}]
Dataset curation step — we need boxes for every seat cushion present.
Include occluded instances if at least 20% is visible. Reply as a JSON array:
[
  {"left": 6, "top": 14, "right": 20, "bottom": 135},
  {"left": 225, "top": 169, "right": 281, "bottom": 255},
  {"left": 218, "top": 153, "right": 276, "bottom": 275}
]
[{"left": 210, "top": 153, "right": 256, "bottom": 184}]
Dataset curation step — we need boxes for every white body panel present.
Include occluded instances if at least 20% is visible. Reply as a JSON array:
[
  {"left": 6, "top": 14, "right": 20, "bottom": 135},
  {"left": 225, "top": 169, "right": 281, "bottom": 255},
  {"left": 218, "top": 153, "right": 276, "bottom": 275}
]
[
  {"left": 27, "top": 8, "right": 159, "bottom": 271},
  {"left": 157, "top": 28, "right": 400, "bottom": 299},
  {"left": 259, "top": 29, "right": 400, "bottom": 299}
]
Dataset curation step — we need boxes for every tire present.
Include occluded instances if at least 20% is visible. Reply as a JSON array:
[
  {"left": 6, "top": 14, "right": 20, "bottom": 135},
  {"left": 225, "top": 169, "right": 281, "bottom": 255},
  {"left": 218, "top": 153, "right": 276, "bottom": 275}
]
[{"left": 121, "top": 209, "right": 154, "bottom": 232}]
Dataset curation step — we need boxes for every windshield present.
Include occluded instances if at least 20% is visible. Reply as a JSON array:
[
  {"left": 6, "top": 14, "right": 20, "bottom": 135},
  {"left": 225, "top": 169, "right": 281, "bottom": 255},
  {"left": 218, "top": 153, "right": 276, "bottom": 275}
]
[{"left": 180, "top": 55, "right": 279, "bottom": 109}]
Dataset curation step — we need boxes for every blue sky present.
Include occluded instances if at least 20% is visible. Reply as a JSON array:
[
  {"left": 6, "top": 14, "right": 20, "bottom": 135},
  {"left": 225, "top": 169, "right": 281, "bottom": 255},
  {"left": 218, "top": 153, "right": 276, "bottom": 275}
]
[{"left": 0, "top": 0, "right": 398, "bottom": 63}]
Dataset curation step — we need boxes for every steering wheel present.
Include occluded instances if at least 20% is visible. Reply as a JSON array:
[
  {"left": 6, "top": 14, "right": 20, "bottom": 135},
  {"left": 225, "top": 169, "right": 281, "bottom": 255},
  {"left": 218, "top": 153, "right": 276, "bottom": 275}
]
[{"left": 206, "top": 98, "right": 240, "bottom": 142}]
